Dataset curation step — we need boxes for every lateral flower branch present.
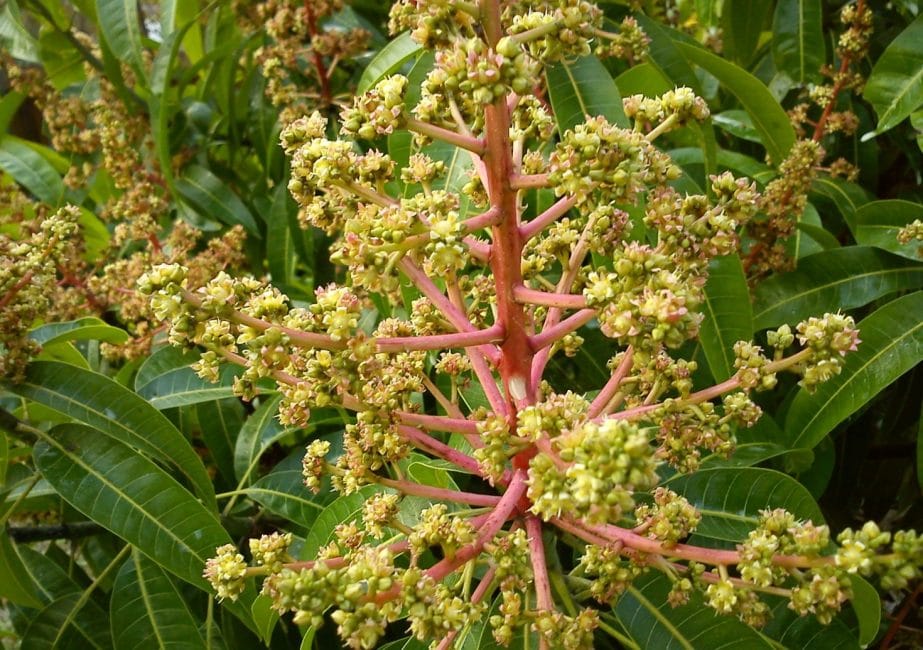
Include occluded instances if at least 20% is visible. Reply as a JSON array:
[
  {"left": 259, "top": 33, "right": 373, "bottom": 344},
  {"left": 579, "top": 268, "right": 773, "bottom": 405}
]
[{"left": 139, "top": 1, "right": 921, "bottom": 647}]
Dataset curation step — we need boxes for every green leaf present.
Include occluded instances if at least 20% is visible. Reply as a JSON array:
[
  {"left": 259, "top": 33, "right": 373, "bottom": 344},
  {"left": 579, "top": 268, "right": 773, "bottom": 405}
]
[
  {"left": 21, "top": 592, "right": 112, "bottom": 650},
  {"left": 110, "top": 551, "right": 207, "bottom": 650},
  {"left": 546, "top": 55, "right": 628, "bottom": 133},
  {"left": 699, "top": 255, "right": 752, "bottom": 382},
  {"left": 0, "top": 534, "right": 42, "bottom": 608},
  {"left": 267, "top": 184, "right": 296, "bottom": 285},
  {"left": 0, "top": 137, "right": 65, "bottom": 205},
  {"left": 864, "top": 14, "right": 923, "bottom": 134},
  {"left": 848, "top": 575, "right": 881, "bottom": 647},
  {"left": 854, "top": 199, "right": 923, "bottom": 261},
  {"left": 721, "top": 0, "right": 772, "bottom": 66},
  {"left": 786, "top": 291, "right": 923, "bottom": 449},
  {"left": 615, "top": 571, "right": 773, "bottom": 649},
  {"left": 135, "top": 347, "right": 241, "bottom": 410},
  {"left": 752, "top": 247, "right": 923, "bottom": 330},
  {"left": 29, "top": 318, "right": 129, "bottom": 347},
  {"left": 197, "top": 398, "right": 243, "bottom": 485},
  {"left": 12, "top": 360, "right": 215, "bottom": 509},
  {"left": 676, "top": 42, "right": 796, "bottom": 163},
  {"left": 233, "top": 395, "right": 293, "bottom": 483},
  {"left": 302, "top": 486, "right": 382, "bottom": 558},
  {"left": 95, "top": 0, "right": 145, "bottom": 79},
  {"left": 811, "top": 176, "right": 870, "bottom": 234},
  {"left": 0, "top": 3, "right": 38, "bottom": 62},
  {"left": 250, "top": 594, "right": 279, "bottom": 646},
  {"left": 664, "top": 467, "right": 823, "bottom": 543},
  {"left": 175, "top": 165, "right": 260, "bottom": 236},
  {"left": 245, "top": 468, "right": 325, "bottom": 527},
  {"left": 786, "top": 202, "right": 826, "bottom": 260},
  {"left": 771, "top": 0, "right": 825, "bottom": 84},
  {"left": 358, "top": 31, "right": 421, "bottom": 93},
  {"left": 33, "top": 423, "right": 229, "bottom": 591},
  {"left": 760, "top": 597, "right": 860, "bottom": 648}
]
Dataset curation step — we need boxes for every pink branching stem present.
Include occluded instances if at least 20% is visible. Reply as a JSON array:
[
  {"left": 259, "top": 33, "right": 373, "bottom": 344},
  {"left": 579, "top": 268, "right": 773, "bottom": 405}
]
[
  {"left": 529, "top": 309, "right": 596, "bottom": 351},
  {"left": 510, "top": 173, "right": 550, "bottom": 190},
  {"left": 371, "top": 474, "right": 527, "bottom": 606},
  {"left": 513, "top": 285, "right": 588, "bottom": 310},
  {"left": 399, "top": 412, "right": 480, "bottom": 435},
  {"left": 282, "top": 540, "right": 410, "bottom": 571},
  {"left": 445, "top": 278, "right": 509, "bottom": 417},
  {"left": 520, "top": 195, "right": 578, "bottom": 240},
  {"left": 464, "top": 206, "right": 502, "bottom": 231},
  {"left": 398, "top": 424, "right": 484, "bottom": 476},
  {"left": 377, "top": 476, "right": 502, "bottom": 506},
  {"left": 465, "top": 236, "right": 491, "bottom": 262},
  {"left": 426, "top": 470, "right": 528, "bottom": 582},
  {"left": 587, "top": 346, "right": 634, "bottom": 418},
  {"left": 604, "top": 348, "right": 813, "bottom": 423},
  {"left": 530, "top": 220, "right": 594, "bottom": 387},
  {"left": 183, "top": 290, "right": 347, "bottom": 350},
  {"left": 376, "top": 323, "right": 504, "bottom": 352},
  {"left": 435, "top": 564, "right": 498, "bottom": 650},
  {"left": 526, "top": 516, "right": 553, "bottom": 610},
  {"left": 399, "top": 258, "right": 501, "bottom": 366},
  {"left": 405, "top": 117, "right": 486, "bottom": 154},
  {"left": 421, "top": 375, "right": 465, "bottom": 419}
]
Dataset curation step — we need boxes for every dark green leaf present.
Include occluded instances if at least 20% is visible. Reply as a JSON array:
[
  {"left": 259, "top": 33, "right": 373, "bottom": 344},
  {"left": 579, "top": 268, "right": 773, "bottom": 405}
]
[
  {"left": 848, "top": 575, "right": 880, "bottom": 647},
  {"left": 615, "top": 572, "right": 773, "bottom": 649},
  {"left": 250, "top": 595, "right": 279, "bottom": 646},
  {"left": 110, "top": 551, "right": 208, "bottom": 650},
  {"left": 197, "top": 398, "right": 244, "bottom": 485},
  {"left": 21, "top": 593, "right": 112, "bottom": 650},
  {"left": 33, "top": 424, "right": 230, "bottom": 591},
  {"left": 546, "top": 55, "right": 628, "bottom": 133},
  {"left": 135, "top": 347, "right": 241, "bottom": 410},
  {"left": 786, "top": 291, "right": 923, "bottom": 449},
  {"left": 29, "top": 318, "right": 128, "bottom": 347},
  {"left": 863, "top": 14, "right": 923, "bottom": 134},
  {"left": 233, "top": 395, "right": 293, "bottom": 483},
  {"left": 771, "top": 0, "right": 825, "bottom": 84},
  {"left": 664, "top": 467, "right": 823, "bottom": 543},
  {"left": 721, "top": 0, "right": 773, "bottom": 66},
  {"left": 301, "top": 486, "right": 382, "bottom": 558},
  {"left": 267, "top": 184, "right": 296, "bottom": 285},
  {"left": 175, "top": 165, "right": 260, "bottom": 236},
  {"left": 0, "top": 137, "right": 65, "bottom": 206},
  {"left": 699, "top": 255, "right": 752, "bottom": 382},
  {"left": 12, "top": 361, "right": 215, "bottom": 509},
  {"left": 760, "top": 597, "right": 859, "bottom": 649},
  {"left": 0, "top": 534, "right": 42, "bottom": 608},
  {"left": 854, "top": 199, "right": 923, "bottom": 261},
  {"left": 752, "top": 247, "right": 923, "bottom": 330},
  {"left": 677, "top": 42, "right": 796, "bottom": 163},
  {"left": 95, "top": 0, "right": 145, "bottom": 78},
  {"left": 358, "top": 31, "right": 421, "bottom": 93},
  {"left": 245, "top": 468, "right": 325, "bottom": 528}
]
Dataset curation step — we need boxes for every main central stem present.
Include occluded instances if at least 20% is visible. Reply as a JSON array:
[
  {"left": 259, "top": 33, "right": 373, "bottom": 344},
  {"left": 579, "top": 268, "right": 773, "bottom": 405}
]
[{"left": 482, "top": 0, "right": 535, "bottom": 420}]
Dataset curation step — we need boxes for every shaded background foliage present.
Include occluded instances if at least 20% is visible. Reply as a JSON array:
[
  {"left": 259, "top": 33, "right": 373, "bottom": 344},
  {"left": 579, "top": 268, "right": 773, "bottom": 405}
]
[{"left": 0, "top": 0, "right": 921, "bottom": 648}]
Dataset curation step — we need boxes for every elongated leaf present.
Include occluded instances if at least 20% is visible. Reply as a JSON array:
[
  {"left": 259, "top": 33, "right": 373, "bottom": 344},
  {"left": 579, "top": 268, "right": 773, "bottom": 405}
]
[
  {"left": 234, "top": 395, "right": 293, "bottom": 483},
  {"left": 677, "top": 42, "right": 796, "bottom": 163},
  {"left": 95, "top": 0, "right": 144, "bottom": 78},
  {"left": 0, "top": 534, "right": 42, "bottom": 608},
  {"left": 29, "top": 318, "right": 128, "bottom": 347},
  {"left": 664, "top": 467, "right": 823, "bottom": 543},
  {"left": 0, "top": 3, "right": 38, "bottom": 62},
  {"left": 197, "top": 398, "right": 243, "bottom": 485},
  {"left": 21, "top": 592, "right": 112, "bottom": 650},
  {"left": 34, "top": 424, "right": 229, "bottom": 590},
  {"left": 848, "top": 575, "right": 880, "bottom": 648},
  {"left": 302, "top": 486, "right": 382, "bottom": 558},
  {"left": 760, "top": 596, "right": 860, "bottom": 649},
  {"left": 786, "top": 291, "right": 923, "bottom": 449},
  {"left": 752, "top": 247, "right": 923, "bottom": 330},
  {"left": 175, "top": 165, "right": 260, "bottom": 236},
  {"left": 615, "top": 572, "right": 773, "bottom": 649},
  {"left": 699, "top": 255, "right": 751, "bottom": 382},
  {"left": 245, "top": 468, "right": 326, "bottom": 528},
  {"left": 0, "top": 137, "right": 65, "bottom": 205},
  {"left": 811, "top": 176, "right": 870, "bottom": 234},
  {"left": 546, "top": 55, "right": 628, "bottom": 133},
  {"left": 721, "top": 0, "right": 772, "bottom": 66},
  {"left": 111, "top": 551, "right": 207, "bottom": 650},
  {"left": 787, "top": 202, "right": 825, "bottom": 260},
  {"left": 251, "top": 595, "right": 279, "bottom": 646},
  {"left": 137, "top": 359, "right": 240, "bottom": 410},
  {"left": 267, "top": 184, "right": 296, "bottom": 285},
  {"left": 358, "top": 31, "right": 421, "bottom": 93},
  {"left": 854, "top": 199, "right": 923, "bottom": 261},
  {"left": 772, "top": 0, "right": 824, "bottom": 84},
  {"left": 12, "top": 361, "right": 215, "bottom": 509},
  {"left": 864, "top": 14, "right": 923, "bottom": 134}
]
